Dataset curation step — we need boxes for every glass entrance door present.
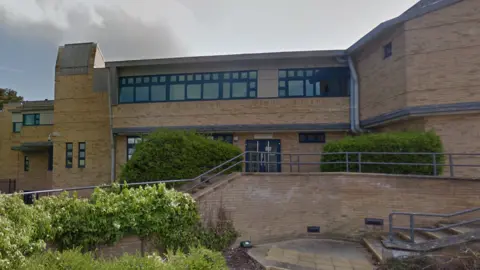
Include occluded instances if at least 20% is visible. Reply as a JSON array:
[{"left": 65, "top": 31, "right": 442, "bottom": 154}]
[{"left": 245, "top": 140, "right": 281, "bottom": 172}]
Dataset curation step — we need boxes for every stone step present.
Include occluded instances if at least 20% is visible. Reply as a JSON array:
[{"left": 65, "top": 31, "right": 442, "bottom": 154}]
[
  {"left": 421, "top": 229, "right": 454, "bottom": 240},
  {"left": 396, "top": 231, "right": 430, "bottom": 243},
  {"left": 362, "top": 237, "right": 384, "bottom": 262},
  {"left": 439, "top": 224, "right": 475, "bottom": 235}
]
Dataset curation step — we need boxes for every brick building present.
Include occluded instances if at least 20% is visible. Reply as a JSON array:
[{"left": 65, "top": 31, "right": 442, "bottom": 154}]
[{"left": 1, "top": 0, "right": 479, "bottom": 190}]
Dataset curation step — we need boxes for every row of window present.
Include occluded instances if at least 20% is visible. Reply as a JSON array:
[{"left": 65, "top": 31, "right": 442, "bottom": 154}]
[
  {"left": 278, "top": 68, "right": 350, "bottom": 98},
  {"left": 119, "top": 71, "right": 258, "bottom": 103},
  {"left": 66, "top": 142, "right": 86, "bottom": 168},
  {"left": 118, "top": 68, "right": 351, "bottom": 104}
]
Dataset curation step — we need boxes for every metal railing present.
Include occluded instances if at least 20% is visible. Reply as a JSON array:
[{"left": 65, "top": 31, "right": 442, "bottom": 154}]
[
  {"left": 388, "top": 207, "right": 480, "bottom": 243},
  {"left": 6, "top": 151, "right": 480, "bottom": 197}
]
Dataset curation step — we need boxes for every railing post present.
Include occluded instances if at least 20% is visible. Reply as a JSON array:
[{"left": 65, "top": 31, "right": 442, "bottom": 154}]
[
  {"left": 449, "top": 154, "right": 454, "bottom": 177},
  {"left": 289, "top": 154, "right": 293, "bottom": 172},
  {"left": 388, "top": 214, "right": 393, "bottom": 242},
  {"left": 432, "top": 153, "right": 437, "bottom": 176},
  {"left": 346, "top": 153, "right": 350, "bottom": 173},
  {"left": 297, "top": 155, "right": 300, "bottom": 172},
  {"left": 358, "top": 153, "right": 362, "bottom": 173},
  {"left": 410, "top": 214, "right": 415, "bottom": 243}
]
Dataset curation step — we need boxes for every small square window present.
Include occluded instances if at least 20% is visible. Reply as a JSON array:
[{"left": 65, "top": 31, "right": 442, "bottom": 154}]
[
  {"left": 279, "top": 89, "right": 286, "bottom": 97},
  {"left": 233, "top": 73, "right": 239, "bottom": 79},
  {"left": 212, "top": 73, "right": 219, "bottom": 80},
  {"left": 13, "top": 122, "right": 22, "bottom": 133},
  {"left": 119, "top": 87, "right": 134, "bottom": 103},
  {"left": 187, "top": 74, "right": 194, "bottom": 81},
  {"left": 297, "top": 70, "right": 304, "bottom": 77},
  {"left": 224, "top": 73, "right": 230, "bottom": 80},
  {"left": 135, "top": 77, "right": 142, "bottom": 84},
  {"left": 279, "top": 81, "right": 286, "bottom": 87},
  {"left": 204, "top": 73, "right": 211, "bottom": 80},
  {"left": 143, "top": 77, "right": 150, "bottom": 83},
  {"left": 279, "top": 71, "right": 287, "bottom": 78},
  {"left": 249, "top": 90, "right": 256, "bottom": 97},
  {"left": 250, "top": 82, "right": 256, "bottom": 89},
  {"left": 179, "top": 75, "right": 185, "bottom": 82},
  {"left": 299, "top": 132, "right": 325, "bottom": 143},
  {"left": 241, "top": 72, "right": 248, "bottom": 79},
  {"left": 171, "top": 76, "right": 177, "bottom": 82},
  {"left": 306, "top": 70, "right": 313, "bottom": 76},
  {"left": 195, "top": 74, "right": 202, "bottom": 80},
  {"left": 288, "top": 71, "right": 295, "bottom": 77},
  {"left": 121, "top": 78, "right": 127, "bottom": 84},
  {"left": 384, "top": 42, "right": 392, "bottom": 59},
  {"left": 152, "top": 77, "right": 158, "bottom": 83},
  {"left": 249, "top": 71, "right": 257, "bottom": 79},
  {"left": 128, "top": 78, "right": 134, "bottom": 84},
  {"left": 160, "top": 76, "right": 166, "bottom": 82}
]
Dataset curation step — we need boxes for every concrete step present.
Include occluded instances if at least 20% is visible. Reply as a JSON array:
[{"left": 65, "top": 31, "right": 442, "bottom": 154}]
[
  {"left": 396, "top": 231, "right": 430, "bottom": 243},
  {"left": 439, "top": 224, "right": 475, "bottom": 235},
  {"left": 362, "top": 237, "right": 384, "bottom": 263},
  {"left": 421, "top": 229, "right": 454, "bottom": 240}
]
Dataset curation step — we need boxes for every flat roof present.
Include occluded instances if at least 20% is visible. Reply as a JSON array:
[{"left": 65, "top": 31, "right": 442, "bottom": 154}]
[{"left": 105, "top": 50, "right": 347, "bottom": 68}]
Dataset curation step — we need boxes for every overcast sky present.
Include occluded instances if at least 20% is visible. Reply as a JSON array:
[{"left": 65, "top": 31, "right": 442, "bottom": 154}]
[{"left": 0, "top": 0, "right": 418, "bottom": 100}]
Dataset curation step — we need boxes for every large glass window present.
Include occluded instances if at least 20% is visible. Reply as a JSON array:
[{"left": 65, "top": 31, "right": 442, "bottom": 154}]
[
  {"left": 23, "top": 114, "right": 40, "bottom": 126},
  {"left": 278, "top": 67, "right": 350, "bottom": 98},
  {"left": 118, "top": 70, "right": 258, "bottom": 103}
]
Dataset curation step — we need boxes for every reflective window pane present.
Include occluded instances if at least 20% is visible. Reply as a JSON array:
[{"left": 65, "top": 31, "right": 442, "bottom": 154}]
[
  {"left": 279, "top": 89, "right": 286, "bottom": 97},
  {"left": 288, "top": 71, "right": 295, "bottom": 77},
  {"left": 79, "top": 151, "right": 85, "bottom": 158},
  {"left": 204, "top": 73, "right": 211, "bottom": 80},
  {"left": 306, "top": 70, "right": 313, "bottom": 76},
  {"left": 152, "top": 77, "right": 158, "bottom": 83},
  {"left": 288, "top": 80, "right": 304, "bottom": 96},
  {"left": 79, "top": 143, "right": 86, "bottom": 150},
  {"left": 195, "top": 74, "right": 202, "bottom": 80},
  {"left": 160, "top": 76, "right": 166, "bottom": 82},
  {"left": 135, "top": 86, "right": 149, "bottom": 102},
  {"left": 249, "top": 90, "right": 256, "bottom": 97},
  {"left": 136, "top": 77, "right": 142, "bottom": 84},
  {"left": 250, "top": 82, "right": 256, "bottom": 89},
  {"left": 279, "top": 71, "right": 286, "bottom": 78},
  {"left": 241, "top": 72, "right": 248, "bottom": 79},
  {"left": 119, "top": 87, "right": 134, "bottom": 103},
  {"left": 297, "top": 70, "right": 304, "bottom": 77},
  {"left": 232, "top": 82, "right": 248, "bottom": 98},
  {"left": 222, "top": 83, "right": 231, "bottom": 98},
  {"left": 171, "top": 76, "right": 177, "bottom": 82},
  {"left": 143, "top": 77, "right": 150, "bottom": 83},
  {"left": 224, "top": 73, "right": 230, "bottom": 80},
  {"left": 212, "top": 73, "right": 219, "bottom": 80},
  {"left": 187, "top": 74, "right": 194, "bottom": 81},
  {"left": 306, "top": 82, "right": 314, "bottom": 97},
  {"left": 170, "top": 84, "right": 185, "bottom": 100},
  {"left": 203, "top": 83, "right": 219, "bottom": 99},
  {"left": 233, "top": 73, "right": 239, "bottom": 79},
  {"left": 187, "top": 84, "right": 201, "bottom": 99},
  {"left": 249, "top": 71, "right": 257, "bottom": 79},
  {"left": 179, "top": 75, "right": 185, "bottom": 82},
  {"left": 151, "top": 85, "right": 167, "bottom": 101},
  {"left": 121, "top": 78, "right": 127, "bottom": 84},
  {"left": 279, "top": 81, "right": 286, "bottom": 87},
  {"left": 128, "top": 78, "right": 134, "bottom": 84},
  {"left": 79, "top": 160, "right": 85, "bottom": 166}
]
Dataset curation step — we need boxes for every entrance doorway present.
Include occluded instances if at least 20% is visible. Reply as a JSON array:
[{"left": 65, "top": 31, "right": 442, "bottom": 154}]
[{"left": 245, "top": 140, "right": 281, "bottom": 172}]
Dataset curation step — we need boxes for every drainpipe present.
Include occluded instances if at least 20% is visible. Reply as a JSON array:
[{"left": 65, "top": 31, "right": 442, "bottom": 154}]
[
  {"left": 107, "top": 68, "right": 116, "bottom": 183},
  {"left": 347, "top": 56, "right": 367, "bottom": 133}
]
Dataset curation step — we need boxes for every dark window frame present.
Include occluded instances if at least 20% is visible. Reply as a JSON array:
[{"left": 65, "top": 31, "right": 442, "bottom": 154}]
[
  {"left": 127, "top": 136, "right": 144, "bottom": 161},
  {"left": 66, "top": 143, "right": 73, "bottom": 168},
  {"left": 118, "top": 70, "right": 258, "bottom": 104},
  {"left": 278, "top": 68, "right": 350, "bottom": 98},
  {"left": 12, "top": 122, "right": 22, "bottom": 133},
  {"left": 24, "top": 156, "right": 29, "bottom": 172},
  {"left": 78, "top": 142, "right": 86, "bottom": 168},
  {"left": 298, "top": 132, "right": 326, "bottom": 143},
  {"left": 23, "top": 114, "right": 40, "bottom": 126},
  {"left": 212, "top": 133, "right": 234, "bottom": 144},
  {"left": 384, "top": 42, "right": 393, "bottom": 59}
]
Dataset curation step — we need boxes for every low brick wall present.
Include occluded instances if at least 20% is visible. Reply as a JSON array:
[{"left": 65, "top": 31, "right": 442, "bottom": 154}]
[{"left": 196, "top": 173, "right": 480, "bottom": 244}]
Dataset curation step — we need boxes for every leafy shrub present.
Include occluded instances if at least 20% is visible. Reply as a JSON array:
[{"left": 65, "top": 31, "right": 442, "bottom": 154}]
[
  {"left": 0, "top": 194, "right": 51, "bottom": 270},
  {"left": 120, "top": 130, "right": 242, "bottom": 184},
  {"left": 321, "top": 131, "right": 444, "bottom": 175},
  {"left": 20, "top": 247, "right": 228, "bottom": 270},
  {"left": 197, "top": 205, "right": 239, "bottom": 251},
  {"left": 36, "top": 184, "right": 199, "bottom": 252}
]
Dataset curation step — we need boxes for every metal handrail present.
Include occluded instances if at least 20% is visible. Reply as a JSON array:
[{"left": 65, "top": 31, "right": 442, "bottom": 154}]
[
  {"left": 6, "top": 151, "right": 480, "bottom": 197},
  {"left": 388, "top": 207, "right": 480, "bottom": 243}
]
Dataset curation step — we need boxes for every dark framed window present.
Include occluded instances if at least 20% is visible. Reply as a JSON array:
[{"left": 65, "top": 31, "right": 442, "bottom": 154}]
[
  {"left": 118, "top": 70, "right": 258, "bottom": 103},
  {"left": 384, "top": 42, "right": 392, "bottom": 59},
  {"left": 278, "top": 68, "right": 350, "bottom": 98},
  {"left": 127, "top": 136, "right": 143, "bottom": 161},
  {"left": 12, "top": 122, "right": 22, "bottom": 133},
  {"left": 24, "top": 156, "right": 29, "bottom": 172},
  {"left": 212, "top": 134, "right": 234, "bottom": 144},
  {"left": 299, "top": 132, "right": 326, "bottom": 143},
  {"left": 23, "top": 114, "right": 40, "bottom": 126},
  {"left": 78, "top": 142, "right": 86, "bottom": 168},
  {"left": 66, "top": 143, "right": 73, "bottom": 168}
]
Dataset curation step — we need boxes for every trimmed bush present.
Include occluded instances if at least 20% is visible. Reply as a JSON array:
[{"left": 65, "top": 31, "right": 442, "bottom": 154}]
[
  {"left": 120, "top": 130, "right": 242, "bottom": 184},
  {"left": 320, "top": 131, "right": 444, "bottom": 175}
]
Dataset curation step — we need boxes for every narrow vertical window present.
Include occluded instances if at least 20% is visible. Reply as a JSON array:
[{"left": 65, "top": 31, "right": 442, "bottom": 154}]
[
  {"left": 66, "top": 143, "right": 73, "bottom": 168},
  {"left": 24, "top": 156, "right": 29, "bottom": 171},
  {"left": 78, "top": 142, "right": 86, "bottom": 168}
]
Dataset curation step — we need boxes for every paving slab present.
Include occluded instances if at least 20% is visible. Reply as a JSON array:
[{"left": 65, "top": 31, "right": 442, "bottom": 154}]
[{"left": 249, "top": 239, "right": 374, "bottom": 270}]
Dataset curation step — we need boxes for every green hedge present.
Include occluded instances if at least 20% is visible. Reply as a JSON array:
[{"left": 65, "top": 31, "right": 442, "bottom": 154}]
[
  {"left": 20, "top": 247, "right": 227, "bottom": 270},
  {"left": 120, "top": 130, "right": 242, "bottom": 184},
  {"left": 320, "top": 131, "right": 444, "bottom": 175}
]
